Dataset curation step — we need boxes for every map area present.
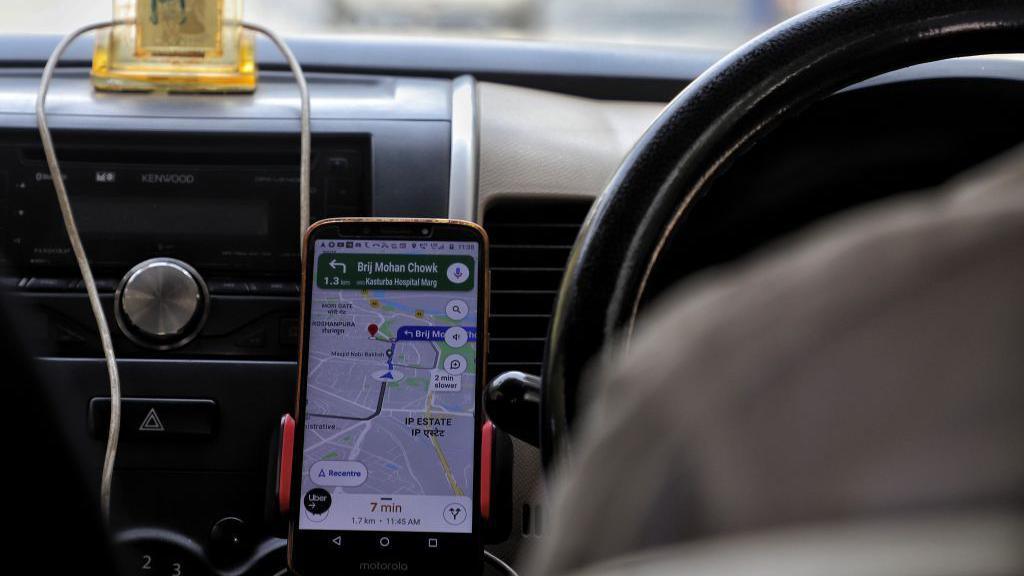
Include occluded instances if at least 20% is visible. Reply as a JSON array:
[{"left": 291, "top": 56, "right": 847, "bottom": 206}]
[{"left": 299, "top": 240, "right": 479, "bottom": 534}]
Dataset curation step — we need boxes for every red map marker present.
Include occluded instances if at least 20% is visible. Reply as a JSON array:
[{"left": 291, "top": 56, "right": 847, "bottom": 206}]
[{"left": 367, "top": 324, "right": 379, "bottom": 338}]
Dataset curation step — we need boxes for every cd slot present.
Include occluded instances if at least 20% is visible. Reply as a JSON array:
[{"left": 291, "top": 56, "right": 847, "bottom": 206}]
[{"left": 20, "top": 146, "right": 310, "bottom": 168}]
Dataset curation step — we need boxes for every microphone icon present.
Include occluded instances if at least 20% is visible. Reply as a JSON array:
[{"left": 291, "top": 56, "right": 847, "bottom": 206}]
[{"left": 447, "top": 263, "right": 469, "bottom": 284}]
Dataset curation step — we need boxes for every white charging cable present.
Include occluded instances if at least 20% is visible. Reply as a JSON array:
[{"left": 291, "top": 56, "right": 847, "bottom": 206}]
[
  {"left": 242, "top": 21, "right": 313, "bottom": 243},
  {"left": 485, "top": 550, "right": 520, "bottom": 576},
  {"left": 37, "top": 20, "right": 124, "bottom": 524},
  {"left": 37, "top": 21, "right": 312, "bottom": 523}
]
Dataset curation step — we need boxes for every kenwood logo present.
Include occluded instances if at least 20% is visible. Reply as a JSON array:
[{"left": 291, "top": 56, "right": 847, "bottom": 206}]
[
  {"left": 360, "top": 561, "right": 409, "bottom": 572},
  {"left": 141, "top": 173, "right": 195, "bottom": 185}
]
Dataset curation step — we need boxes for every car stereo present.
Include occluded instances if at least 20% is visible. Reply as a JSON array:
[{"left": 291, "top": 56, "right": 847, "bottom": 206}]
[
  {"left": 0, "top": 131, "right": 371, "bottom": 276},
  {"left": 0, "top": 131, "right": 371, "bottom": 358}
]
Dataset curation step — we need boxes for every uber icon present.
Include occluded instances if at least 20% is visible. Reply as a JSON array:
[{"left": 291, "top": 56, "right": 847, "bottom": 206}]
[{"left": 304, "top": 488, "right": 332, "bottom": 523}]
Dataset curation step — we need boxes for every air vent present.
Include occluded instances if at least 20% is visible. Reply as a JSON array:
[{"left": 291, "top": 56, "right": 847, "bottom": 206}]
[
  {"left": 522, "top": 502, "right": 545, "bottom": 536},
  {"left": 483, "top": 199, "right": 592, "bottom": 378}
]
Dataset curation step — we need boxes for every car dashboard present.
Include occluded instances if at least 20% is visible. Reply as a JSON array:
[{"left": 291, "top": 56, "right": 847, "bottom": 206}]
[{"left": 1, "top": 32, "right": 1023, "bottom": 576}]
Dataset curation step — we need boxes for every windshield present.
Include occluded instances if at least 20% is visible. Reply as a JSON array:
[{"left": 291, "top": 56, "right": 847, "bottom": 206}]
[{"left": 8, "top": 0, "right": 832, "bottom": 50}]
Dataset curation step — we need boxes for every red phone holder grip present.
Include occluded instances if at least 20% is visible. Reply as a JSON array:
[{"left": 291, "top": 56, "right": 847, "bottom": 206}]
[
  {"left": 480, "top": 420, "right": 494, "bottom": 521},
  {"left": 273, "top": 416, "right": 511, "bottom": 542},
  {"left": 277, "top": 414, "right": 296, "bottom": 516}
]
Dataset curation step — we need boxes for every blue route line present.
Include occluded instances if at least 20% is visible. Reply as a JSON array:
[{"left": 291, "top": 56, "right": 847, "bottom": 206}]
[{"left": 378, "top": 326, "right": 475, "bottom": 374}]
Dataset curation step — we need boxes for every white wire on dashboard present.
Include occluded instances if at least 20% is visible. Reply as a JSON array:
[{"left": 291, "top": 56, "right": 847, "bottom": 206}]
[
  {"left": 485, "top": 550, "right": 520, "bottom": 576},
  {"left": 36, "top": 19, "right": 126, "bottom": 525},
  {"left": 37, "top": 20, "right": 312, "bottom": 523},
  {"left": 242, "top": 21, "right": 313, "bottom": 244}
]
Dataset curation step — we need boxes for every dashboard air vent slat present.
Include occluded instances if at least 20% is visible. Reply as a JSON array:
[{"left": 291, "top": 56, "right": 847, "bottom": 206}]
[{"left": 483, "top": 200, "right": 592, "bottom": 379}]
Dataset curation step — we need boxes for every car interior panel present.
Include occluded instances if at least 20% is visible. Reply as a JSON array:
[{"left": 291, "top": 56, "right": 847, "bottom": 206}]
[{"left": 1, "top": 0, "right": 1022, "bottom": 574}]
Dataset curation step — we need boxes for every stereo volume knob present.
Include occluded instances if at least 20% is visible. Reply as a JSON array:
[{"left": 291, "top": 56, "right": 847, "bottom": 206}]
[{"left": 115, "top": 258, "right": 209, "bottom": 350}]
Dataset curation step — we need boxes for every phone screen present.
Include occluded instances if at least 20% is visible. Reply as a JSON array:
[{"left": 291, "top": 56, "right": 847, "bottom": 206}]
[{"left": 298, "top": 237, "right": 480, "bottom": 535}]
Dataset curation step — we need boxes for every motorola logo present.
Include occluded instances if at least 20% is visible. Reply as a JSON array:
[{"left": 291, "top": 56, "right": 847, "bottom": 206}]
[{"left": 359, "top": 561, "right": 409, "bottom": 572}]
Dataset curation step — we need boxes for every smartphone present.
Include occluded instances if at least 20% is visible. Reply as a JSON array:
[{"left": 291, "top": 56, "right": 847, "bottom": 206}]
[{"left": 289, "top": 218, "right": 488, "bottom": 576}]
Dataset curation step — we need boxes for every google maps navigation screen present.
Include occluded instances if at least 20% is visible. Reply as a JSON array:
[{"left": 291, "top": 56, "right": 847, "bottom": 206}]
[{"left": 299, "top": 238, "right": 480, "bottom": 534}]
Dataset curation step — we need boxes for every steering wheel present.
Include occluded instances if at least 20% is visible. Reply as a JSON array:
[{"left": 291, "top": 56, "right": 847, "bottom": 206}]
[{"left": 541, "top": 0, "right": 1024, "bottom": 466}]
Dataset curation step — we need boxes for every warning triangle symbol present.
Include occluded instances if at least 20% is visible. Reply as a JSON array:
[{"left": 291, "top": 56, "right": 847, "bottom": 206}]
[{"left": 139, "top": 408, "right": 165, "bottom": 432}]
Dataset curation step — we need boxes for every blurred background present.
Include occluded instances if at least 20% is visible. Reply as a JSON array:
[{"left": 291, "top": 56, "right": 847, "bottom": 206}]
[{"left": 2, "top": 0, "right": 833, "bottom": 50}]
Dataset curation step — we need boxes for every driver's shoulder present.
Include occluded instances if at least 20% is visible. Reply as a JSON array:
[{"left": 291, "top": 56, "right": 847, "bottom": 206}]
[
  {"left": 579, "top": 143, "right": 1024, "bottom": 532},
  {"left": 613, "top": 144, "right": 1024, "bottom": 398}
]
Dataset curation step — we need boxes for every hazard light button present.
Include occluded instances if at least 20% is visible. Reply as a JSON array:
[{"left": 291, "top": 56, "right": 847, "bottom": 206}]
[{"left": 89, "top": 398, "right": 218, "bottom": 440}]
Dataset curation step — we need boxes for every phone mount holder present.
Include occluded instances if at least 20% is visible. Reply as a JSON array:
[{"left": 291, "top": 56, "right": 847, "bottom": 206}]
[{"left": 266, "top": 414, "right": 515, "bottom": 544}]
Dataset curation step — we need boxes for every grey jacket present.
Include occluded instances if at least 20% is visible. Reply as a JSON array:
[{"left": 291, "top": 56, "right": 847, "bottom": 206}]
[{"left": 527, "top": 147, "right": 1024, "bottom": 576}]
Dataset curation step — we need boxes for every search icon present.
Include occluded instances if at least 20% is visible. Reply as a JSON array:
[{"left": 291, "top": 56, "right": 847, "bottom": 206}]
[{"left": 446, "top": 299, "right": 468, "bottom": 321}]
